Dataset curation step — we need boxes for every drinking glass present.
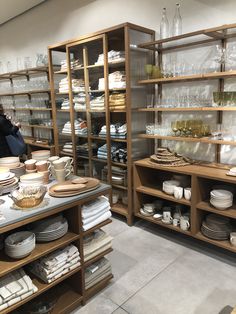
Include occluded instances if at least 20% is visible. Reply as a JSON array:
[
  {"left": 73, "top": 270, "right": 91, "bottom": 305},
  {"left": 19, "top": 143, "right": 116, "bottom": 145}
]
[
  {"left": 171, "top": 121, "right": 178, "bottom": 136},
  {"left": 145, "top": 64, "right": 153, "bottom": 79}
]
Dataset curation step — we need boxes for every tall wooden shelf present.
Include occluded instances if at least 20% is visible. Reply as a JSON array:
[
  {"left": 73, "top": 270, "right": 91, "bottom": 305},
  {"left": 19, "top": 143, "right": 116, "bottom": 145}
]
[
  {"left": 0, "top": 66, "right": 57, "bottom": 156},
  {"left": 48, "top": 23, "right": 155, "bottom": 225},
  {"left": 0, "top": 183, "right": 112, "bottom": 313},
  {"left": 137, "top": 23, "right": 236, "bottom": 165},
  {"left": 134, "top": 158, "right": 236, "bottom": 254}
]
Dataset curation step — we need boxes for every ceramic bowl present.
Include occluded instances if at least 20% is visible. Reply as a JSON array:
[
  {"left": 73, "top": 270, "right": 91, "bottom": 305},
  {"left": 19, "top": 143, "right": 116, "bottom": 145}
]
[{"left": 0, "top": 157, "right": 19, "bottom": 164}]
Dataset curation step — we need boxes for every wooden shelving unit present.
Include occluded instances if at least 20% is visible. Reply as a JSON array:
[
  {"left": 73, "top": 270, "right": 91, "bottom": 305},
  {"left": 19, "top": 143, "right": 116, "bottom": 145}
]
[
  {"left": 0, "top": 65, "right": 57, "bottom": 156},
  {"left": 134, "top": 158, "right": 236, "bottom": 253},
  {"left": 0, "top": 183, "right": 112, "bottom": 313},
  {"left": 137, "top": 23, "right": 236, "bottom": 164},
  {"left": 48, "top": 23, "right": 155, "bottom": 225}
]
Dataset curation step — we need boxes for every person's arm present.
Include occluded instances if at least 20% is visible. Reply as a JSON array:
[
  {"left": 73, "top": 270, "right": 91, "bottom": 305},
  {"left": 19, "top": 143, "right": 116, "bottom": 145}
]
[{"left": 0, "top": 116, "right": 19, "bottom": 136}]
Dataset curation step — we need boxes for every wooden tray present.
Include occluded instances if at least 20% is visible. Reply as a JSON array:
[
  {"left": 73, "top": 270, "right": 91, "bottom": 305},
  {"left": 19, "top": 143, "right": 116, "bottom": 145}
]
[{"left": 48, "top": 177, "right": 100, "bottom": 197}]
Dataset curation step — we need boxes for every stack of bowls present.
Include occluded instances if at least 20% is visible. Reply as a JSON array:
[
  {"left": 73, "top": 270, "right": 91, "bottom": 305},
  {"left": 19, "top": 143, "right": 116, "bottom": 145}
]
[
  {"left": 210, "top": 189, "right": 233, "bottom": 210},
  {"left": 20, "top": 173, "right": 44, "bottom": 187},
  {"left": 31, "top": 150, "right": 50, "bottom": 161},
  {"left": 140, "top": 203, "right": 155, "bottom": 216},
  {"left": 0, "top": 168, "right": 19, "bottom": 194},
  {"left": 162, "top": 180, "right": 180, "bottom": 195},
  {"left": 0, "top": 156, "right": 20, "bottom": 169},
  {"left": 5, "top": 231, "right": 35, "bottom": 259}
]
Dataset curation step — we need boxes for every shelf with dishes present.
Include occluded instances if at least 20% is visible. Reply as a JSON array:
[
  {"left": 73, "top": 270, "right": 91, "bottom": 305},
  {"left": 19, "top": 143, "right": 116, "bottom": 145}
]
[
  {"left": 135, "top": 106, "right": 236, "bottom": 112},
  {"left": 0, "top": 66, "right": 51, "bottom": 80},
  {"left": 196, "top": 201, "right": 236, "bottom": 219}
]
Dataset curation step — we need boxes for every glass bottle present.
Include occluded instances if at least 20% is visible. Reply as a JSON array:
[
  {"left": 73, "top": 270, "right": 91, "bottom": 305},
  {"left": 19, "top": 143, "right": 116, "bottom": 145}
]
[
  {"left": 160, "top": 8, "right": 169, "bottom": 39},
  {"left": 172, "top": 3, "right": 182, "bottom": 36}
]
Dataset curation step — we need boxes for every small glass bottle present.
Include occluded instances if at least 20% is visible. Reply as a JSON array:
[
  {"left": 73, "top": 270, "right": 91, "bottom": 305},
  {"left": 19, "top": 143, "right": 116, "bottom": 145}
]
[
  {"left": 172, "top": 3, "right": 182, "bottom": 36},
  {"left": 160, "top": 8, "right": 169, "bottom": 39}
]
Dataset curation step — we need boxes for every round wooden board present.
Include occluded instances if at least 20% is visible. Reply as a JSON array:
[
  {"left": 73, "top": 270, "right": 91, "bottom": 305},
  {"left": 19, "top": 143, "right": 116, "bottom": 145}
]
[{"left": 48, "top": 177, "right": 100, "bottom": 197}]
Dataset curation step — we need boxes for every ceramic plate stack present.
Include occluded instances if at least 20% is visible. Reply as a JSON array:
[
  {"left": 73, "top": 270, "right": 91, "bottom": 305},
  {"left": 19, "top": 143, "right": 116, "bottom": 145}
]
[
  {"left": 31, "top": 150, "right": 51, "bottom": 161},
  {"left": 162, "top": 180, "right": 180, "bottom": 195},
  {"left": 20, "top": 173, "right": 44, "bottom": 186},
  {"left": 210, "top": 189, "right": 233, "bottom": 210},
  {"left": 0, "top": 171, "right": 19, "bottom": 194},
  {"left": 0, "top": 156, "right": 20, "bottom": 169},
  {"left": 30, "top": 215, "right": 68, "bottom": 242},
  {"left": 9, "top": 163, "right": 26, "bottom": 179},
  {"left": 201, "top": 214, "right": 232, "bottom": 240},
  {"left": 5, "top": 231, "right": 35, "bottom": 259},
  {"left": 112, "top": 175, "right": 124, "bottom": 185}
]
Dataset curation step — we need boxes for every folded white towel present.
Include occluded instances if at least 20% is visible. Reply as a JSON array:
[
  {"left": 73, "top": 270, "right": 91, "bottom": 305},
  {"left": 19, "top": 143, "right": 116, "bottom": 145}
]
[{"left": 83, "top": 211, "right": 112, "bottom": 231}]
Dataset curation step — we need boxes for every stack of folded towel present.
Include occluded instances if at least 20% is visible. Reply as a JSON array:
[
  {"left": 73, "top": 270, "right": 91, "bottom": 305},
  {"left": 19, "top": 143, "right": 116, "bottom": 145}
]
[
  {"left": 90, "top": 94, "right": 105, "bottom": 110},
  {"left": 111, "top": 147, "right": 127, "bottom": 163},
  {"left": 95, "top": 50, "right": 125, "bottom": 65},
  {"left": 97, "top": 143, "right": 123, "bottom": 160},
  {"left": 83, "top": 229, "right": 113, "bottom": 262},
  {"left": 60, "top": 98, "right": 70, "bottom": 110},
  {"left": 109, "top": 71, "right": 126, "bottom": 89},
  {"left": 27, "top": 245, "right": 80, "bottom": 284},
  {"left": 109, "top": 93, "right": 126, "bottom": 110},
  {"left": 59, "top": 77, "right": 86, "bottom": 93},
  {"left": 78, "top": 142, "right": 98, "bottom": 157},
  {"left": 97, "top": 144, "right": 108, "bottom": 159},
  {"left": 62, "top": 142, "right": 77, "bottom": 154},
  {"left": 60, "top": 59, "right": 83, "bottom": 71},
  {"left": 82, "top": 196, "right": 112, "bottom": 231},
  {"left": 99, "top": 123, "right": 127, "bottom": 139},
  {"left": 0, "top": 269, "right": 38, "bottom": 311},
  {"left": 60, "top": 93, "right": 87, "bottom": 110},
  {"left": 85, "top": 257, "right": 112, "bottom": 289},
  {"left": 62, "top": 119, "right": 87, "bottom": 135},
  {"left": 98, "top": 78, "right": 105, "bottom": 91}
]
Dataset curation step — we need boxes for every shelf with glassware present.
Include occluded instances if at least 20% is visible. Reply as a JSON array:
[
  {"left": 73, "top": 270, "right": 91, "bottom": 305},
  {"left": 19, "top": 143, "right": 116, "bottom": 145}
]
[
  {"left": 48, "top": 23, "right": 155, "bottom": 225},
  {"left": 0, "top": 183, "right": 112, "bottom": 313},
  {"left": 134, "top": 158, "right": 236, "bottom": 253},
  {"left": 137, "top": 23, "right": 236, "bottom": 165},
  {"left": 0, "top": 65, "right": 57, "bottom": 155}
]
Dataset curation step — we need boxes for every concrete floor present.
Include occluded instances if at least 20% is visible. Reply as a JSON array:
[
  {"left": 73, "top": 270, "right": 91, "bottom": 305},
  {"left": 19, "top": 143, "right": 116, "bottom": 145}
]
[{"left": 73, "top": 216, "right": 236, "bottom": 314}]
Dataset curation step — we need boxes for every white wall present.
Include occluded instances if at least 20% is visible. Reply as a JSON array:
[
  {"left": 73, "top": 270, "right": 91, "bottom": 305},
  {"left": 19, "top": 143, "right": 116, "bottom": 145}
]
[{"left": 1, "top": 0, "right": 236, "bottom": 67}]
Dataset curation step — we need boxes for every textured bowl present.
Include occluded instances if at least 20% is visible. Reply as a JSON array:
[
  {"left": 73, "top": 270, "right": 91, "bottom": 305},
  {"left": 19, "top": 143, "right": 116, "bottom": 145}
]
[{"left": 9, "top": 185, "right": 47, "bottom": 208}]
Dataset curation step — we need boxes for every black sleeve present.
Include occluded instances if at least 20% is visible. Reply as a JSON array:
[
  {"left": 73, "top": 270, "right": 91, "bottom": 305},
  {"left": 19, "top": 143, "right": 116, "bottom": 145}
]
[{"left": 0, "top": 116, "right": 19, "bottom": 136}]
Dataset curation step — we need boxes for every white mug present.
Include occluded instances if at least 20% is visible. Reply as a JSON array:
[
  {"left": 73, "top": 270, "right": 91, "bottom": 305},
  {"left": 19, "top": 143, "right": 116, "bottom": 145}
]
[
  {"left": 174, "top": 186, "right": 183, "bottom": 199},
  {"left": 173, "top": 218, "right": 180, "bottom": 227},
  {"left": 180, "top": 216, "right": 190, "bottom": 231},
  {"left": 54, "top": 168, "right": 71, "bottom": 183},
  {"left": 52, "top": 159, "right": 66, "bottom": 170},
  {"left": 184, "top": 187, "right": 191, "bottom": 201},
  {"left": 230, "top": 232, "right": 236, "bottom": 246},
  {"left": 163, "top": 210, "right": 172, "bottom": 223}
]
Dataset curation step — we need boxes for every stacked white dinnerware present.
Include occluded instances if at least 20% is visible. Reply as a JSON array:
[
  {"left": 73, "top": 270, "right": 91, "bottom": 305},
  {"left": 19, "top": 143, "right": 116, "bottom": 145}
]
[
  {"left": 210, "top": 189, "right": 233, "bottom": 210},
  {"left": 201, "top": 214, "right": 232, "bottom": 240},
  {"left": 30, "top": 215, "right": 68, "bottom": 242},
  {"left": 140, "top": 203, "right": 155, "bottom": 216},
  {"left": 31, "top": 150, "right": 51, "bottom": 161},
  {"left": 5, "top": 231, "right": 35, "bottom": 259},
  {"left": 0, "top": 169, "right": 19, "bottom": 194},
  {"left": 162, "top": 180, "right": 180, "bottom": 195},
  {"left": 20, "top": 173, "right": 44, "bottom": 187},
  {"left": 0, "top": 156, "right": 20, "bottom": 169}
]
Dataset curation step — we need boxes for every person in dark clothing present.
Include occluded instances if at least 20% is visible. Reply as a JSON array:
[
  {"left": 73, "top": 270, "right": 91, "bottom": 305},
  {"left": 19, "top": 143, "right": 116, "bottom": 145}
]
[{"left": 0, "top": 104, "right": 21, "bottom": 157}]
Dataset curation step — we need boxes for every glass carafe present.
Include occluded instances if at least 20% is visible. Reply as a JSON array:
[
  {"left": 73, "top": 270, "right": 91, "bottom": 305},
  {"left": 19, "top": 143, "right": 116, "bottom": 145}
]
[
  {"left": 172, "top": 3, "right": 182, "bottom": 36},
  {"left": 36, "top": 54, "right": 45, "bottom": 67},
  {"left": 160, "top": 8, "right": 169, "bottom": 39}
]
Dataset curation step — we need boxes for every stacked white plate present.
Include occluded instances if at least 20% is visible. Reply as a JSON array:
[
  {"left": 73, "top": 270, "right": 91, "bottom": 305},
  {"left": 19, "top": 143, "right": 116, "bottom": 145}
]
[
  {"left": 9, "top": 163, "right": 26, "bottom": 178},
  {"left": 0, "top": 171, "right": 19, "bottom": 194},
  {"left": 162, "top": 180, "right": 180, "bottom": 195},
  {"left": 20, "top": 173, "right": 44, "bottom": 186},
  {"left": 31, "top": 150, "right": 51, "bottom": 161},
  {"left": 0, "top": 156, "right": 20, "bottom": 169},
  {"left": 30, "top": 215, "right": 68, "bottom": 242},
  {"left": 210, "top": 189, "right": 233, "bottom": 210},
  {"left": 5, "top": 231, "right": 35, "bottom": 259}
]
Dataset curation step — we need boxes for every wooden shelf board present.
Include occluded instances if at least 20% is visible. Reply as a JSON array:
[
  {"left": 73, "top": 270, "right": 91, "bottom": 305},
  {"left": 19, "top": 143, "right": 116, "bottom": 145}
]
[
  {"left": 138, "top": 71, "right": 236, "bottom": 85},
  {"left": 78, "top": 155, "right": 90, "bottom": 160},
  {"left": 195, "top": 232, "right": 236, "bottom": 253},
  {"left": 112, "top": 184, "right": 127, "bottom": 190},
  {"left": 91, "top": 157, "right": 107, "bottom": 163},
  {"left": 111, "top": 138, "right": 127, "bottom": 143},
  {"left": 138, "top": 134, "right": 236, "bottom": 146},
  {"left": 110, "top": 109, "right": 127, "bottom": 113},
  {"left": 0, "top": 232, "right": 79, "bottom": 278},
  {"left": 196, "top": 201, "right": 236, "bottom": 219},
  {"left": 135, "top": 212, "right": 192, "bottom": 236},
  {"left": 134, "top": 158, "right": 236, "bottom": 184},
  {"left": 24, "top": 138, "right": 54, "bottom": 149},
  {"left": 10, "top": 107, "right": 52, "bottom": 111},
  {"left": 111, "top": 161, "right": 127, "bottom": 167},
  {"left": 84, "top": 248, "right": 113, "bottom": 267},
  {"left": 1, "top": 266, "right": 81, "bottom": 314},
  {"left": 83, "top": 219, "right": 112, "bottom": 236},
  {"left": 136, "top": 185, "right": 191, "bottom": 206},
  {"left": 112, "top": 203, "right": 128, "bottom": 216},
  {"left": 135, "top": 106, "right": 236, "bottom": 112},
  {"left": 59, "top": 151, "right": 74, "bottom": 157},
  {"left": 0, "top": 66, "right": 51, "bottom": 80},
  {"left": 89, "top": 109, "right": 106, "bottom": 113},
  {"left": 90, "top": 135, "right": 107, "bottom": 141},
  {"left": 21, "top": 124, "right": 53, "bottom": 129},
  {"left": 85, "top": 274, "right": 113, "bottom": 299}
]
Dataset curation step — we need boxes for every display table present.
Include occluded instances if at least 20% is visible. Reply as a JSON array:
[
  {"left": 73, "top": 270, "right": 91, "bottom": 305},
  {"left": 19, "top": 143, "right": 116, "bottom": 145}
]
[{"left": 0, "top": 182, "right": 112, "bottom": 314}]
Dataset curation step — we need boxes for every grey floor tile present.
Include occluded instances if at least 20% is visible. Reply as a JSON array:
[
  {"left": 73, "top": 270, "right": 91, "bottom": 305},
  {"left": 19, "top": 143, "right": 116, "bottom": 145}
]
[
  {"left": 122, "top": 250, "right": 236, "bottom": 314},
  {"left": 71, "top": 294, "right": 119, "bottom": 314},
  {"left": 112, "top": 307, "right": 130, "bottom": 314},
  {"left": 103, "top": 217, "right": 130, "bottom": 237}
]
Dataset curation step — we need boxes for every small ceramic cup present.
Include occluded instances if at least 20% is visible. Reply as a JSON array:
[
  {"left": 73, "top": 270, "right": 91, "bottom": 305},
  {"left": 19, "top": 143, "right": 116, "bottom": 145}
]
[
  {"left": 174, "top": 186, "right": 183, "bottom": 199},
  {"left": 230, "top": 232, "right": 236, "bottom": 246},
  {"left": 25, "top": 159, "right": 37, "bottom": 170},
  {"left": 54, "top": 168, "right": 71, "bottom": 183},
  {"left": 173, "top": 218, "right": 180, "bottom": 227},
  {"left": 162, "top": 210, "right": 172, "bottom": 223},
  {"left": 184, "top": 187, "right": 191, "bottom": 201},
  {"left": 38, "top": 170, "right": 50, "bottom": 184},
  {"left": 48, "top": 156, "right": 60, "bottom": 164},
  {"left": 180, "top": 216, "right": 190, "bottom": 231},
  {"left": 35, "top": 160, "right": 49, "bottom": 172},
  {"left": 59, "top": 156, "right": 73, "bottom": 169},
  {"left": 52, "top": 159, "right": 66, "bottom": 170}
]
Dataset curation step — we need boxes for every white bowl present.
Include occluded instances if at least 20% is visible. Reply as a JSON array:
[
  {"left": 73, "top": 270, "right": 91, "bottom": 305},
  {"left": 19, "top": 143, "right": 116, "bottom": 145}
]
[
  {"left": 0, "top": 157, "right": 19, "bottom": 164},
  {"left": 20, "top": 173, "right": 44, "bottom": 182}
]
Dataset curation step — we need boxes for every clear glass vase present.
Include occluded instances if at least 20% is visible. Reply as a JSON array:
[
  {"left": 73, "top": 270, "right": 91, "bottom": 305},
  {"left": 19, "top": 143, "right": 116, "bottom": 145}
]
[
  {"left": 160, "top": 8, "right": 169, "bottom": 39},
  {"left": 172, "top": 3, "right": 182, "bottom": 36}
]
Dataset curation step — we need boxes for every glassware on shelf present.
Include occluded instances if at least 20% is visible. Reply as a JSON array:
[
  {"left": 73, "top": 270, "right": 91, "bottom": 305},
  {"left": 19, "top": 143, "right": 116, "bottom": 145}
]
[
  {"left": 145, "top": 64, "right": 153, "bottom": 79},
  {"left": 36, "top": 54, "right": 45, "bottom": 67},
  {"left": 172, "top": 3, "right": 182, "bottom": 36},
  {"left": 24, "top": 57, "right": 32, "bottom": 69},
  {"left": 160, "top": 8, "right": 169, "bottom": 39},
  {"left": 171, "top": 121, "right": 178, "bottom": 136},
  {"left": 16, "top": 57, "right": 23, "bottom": 71},
  {"left": 146, "top": 124, "right": 155, "bottom": 135}
]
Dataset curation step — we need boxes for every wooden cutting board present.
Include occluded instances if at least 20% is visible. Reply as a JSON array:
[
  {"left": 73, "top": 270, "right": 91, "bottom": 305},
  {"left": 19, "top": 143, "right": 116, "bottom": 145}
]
[{"left": 49, "top": 177, "right": 100, "bottom": 197}]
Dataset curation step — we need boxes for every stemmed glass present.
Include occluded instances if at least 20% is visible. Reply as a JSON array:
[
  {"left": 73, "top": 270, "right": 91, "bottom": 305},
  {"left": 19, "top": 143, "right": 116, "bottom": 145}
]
[
  {"left": 171, "top": 121, "right": 178, "bottom": 136},
  {"left": 176, "top": 120, "right": 183, "bottom": 136},
  {"left": 145, "top": 64, "right": 153, "bottom": 79}
]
